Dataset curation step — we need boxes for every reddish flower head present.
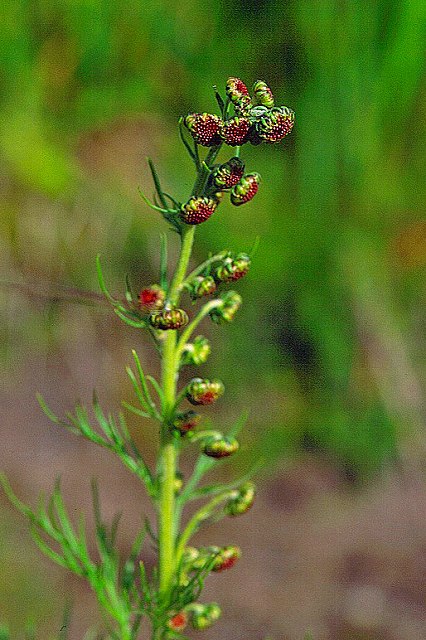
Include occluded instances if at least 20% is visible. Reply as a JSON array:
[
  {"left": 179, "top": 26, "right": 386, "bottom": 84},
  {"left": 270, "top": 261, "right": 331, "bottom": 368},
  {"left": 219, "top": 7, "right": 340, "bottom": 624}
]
[
  {"left": 256, "top": 106, "right": 295, "bottom": 143},
  {"left": 230, "top": 173, "right": 261, "bottom": 206},
  {"left": 138, "top": 285, "right": 165, "bottom": 311},
  {"left": 168, "top": 611, "right": 188, "bottom": 632},
  {"left": 220, "top": 117, "right": 251, "bottom": 146},
  {"left": 180, "top": 197, "right": 217, "bottom": 225},
  {"left": 184, "top": 113, "right": 223, "bottom": 147}
]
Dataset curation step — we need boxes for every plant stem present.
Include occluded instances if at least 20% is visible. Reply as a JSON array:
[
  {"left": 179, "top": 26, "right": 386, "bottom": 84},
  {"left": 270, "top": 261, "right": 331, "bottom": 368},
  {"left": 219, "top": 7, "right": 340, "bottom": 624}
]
[{"left": 156, "top": 141, "right": 223, "bottom": 615}]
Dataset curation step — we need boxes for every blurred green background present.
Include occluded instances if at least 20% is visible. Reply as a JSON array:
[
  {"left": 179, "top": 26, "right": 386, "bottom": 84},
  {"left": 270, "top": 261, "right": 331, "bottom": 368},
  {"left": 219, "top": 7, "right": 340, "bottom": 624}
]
[{"left": 0, "top": 1, "right": 425, "bottom": 638}]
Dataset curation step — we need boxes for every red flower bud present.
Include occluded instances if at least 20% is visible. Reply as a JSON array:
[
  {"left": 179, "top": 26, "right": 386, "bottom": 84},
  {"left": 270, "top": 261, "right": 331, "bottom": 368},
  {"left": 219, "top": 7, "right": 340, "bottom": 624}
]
[
  {"left": 149, "top": 308, "right": 188, "bottom": 330},
  {"left": 226, "top": 77, "right": 250, "bottom": 101},
  {"left": 230, "top": 173, "right": 261, "bottom": 206},
  {"left": 220, "top": 117, "right": 251, "bottom": 146},
  {"left": 180, "top": 197, "right": 217, "bottom": 225},
  {"left": 168, "top": 611, "right": 188, "bottom": 632},
  {"left": 138, "top": 285, "right": 165, "bottom": 311},
  {"left": 173, "top": 410, "right": 201, "bottom": 435},
  {"left": 256, "top": 106, "right": 295, "bottom": 143},
  {"left": 184, "top": 112, "right": 223, "bottom": 147},
  {"left": 211, "top": 545, "right": 241, "bottom": 572},
  {"left": 212, "top": 157, "right": 245, "bottom": 189},
  {"left": 186, "top": 378, "right": 224, "bottom": 405}
]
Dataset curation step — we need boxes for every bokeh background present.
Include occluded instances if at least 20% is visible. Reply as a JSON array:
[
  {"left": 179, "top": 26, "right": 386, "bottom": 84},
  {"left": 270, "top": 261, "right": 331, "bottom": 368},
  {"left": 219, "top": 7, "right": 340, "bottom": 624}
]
[{"left": 1, "top": 1, "right": 425, "bottom": 638}]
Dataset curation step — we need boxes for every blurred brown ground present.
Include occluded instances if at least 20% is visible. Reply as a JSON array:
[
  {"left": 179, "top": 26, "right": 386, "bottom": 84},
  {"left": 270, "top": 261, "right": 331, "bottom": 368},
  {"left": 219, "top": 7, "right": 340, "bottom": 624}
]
[{"left": 1, "top": 331, "right": 425, "bottom": 639}]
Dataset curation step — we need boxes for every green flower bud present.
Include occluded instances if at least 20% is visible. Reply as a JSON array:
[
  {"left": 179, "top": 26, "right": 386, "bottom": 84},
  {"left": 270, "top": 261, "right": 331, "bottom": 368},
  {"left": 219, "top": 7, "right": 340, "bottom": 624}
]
[
  {"left": 181, "top": 336, "right": 211, "bottom": 366},
  {"left": 186, "top": 378, "right": 224, "bottom": 406},
  {"left": 212, "top": 157, "right": 245, "bottom": 189},
  {"left": 188, "top": 275, "right": 217, "bottom": 300},
  {"left": 252, "top": 79, "right": 275, "bottom": 108},
  {"left": 149, "top": 308, "right": 189, "bottom": 330},
  {"left": 173, "top": 410, "right": 201, "bottom": 435},
  {"left": 209, "top": 291, "right": 242, "bottom": 324},
  {"left": 230, "top": 173, "right": 261, "bottom": 206},
  {"left": 225, "top": 481, "right": 256, "bottom": 516},
  {"left": 190, "top": 603, "right": 221, "bottom": 630},
  {"left": 214, "top": 253, "right": 251, "bottom": 283},
  {"left": 203, "top": 434, "right": 239, "bottom": 458}
]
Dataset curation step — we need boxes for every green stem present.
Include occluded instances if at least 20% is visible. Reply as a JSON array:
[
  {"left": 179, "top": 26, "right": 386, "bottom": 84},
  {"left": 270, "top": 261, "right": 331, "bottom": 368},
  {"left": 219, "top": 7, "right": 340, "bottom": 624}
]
[
  {"left": 156, "top": 141, "right": 223, "bottom": 614},
  {"left": 175, "top": 491, "right": 234, "bottom": 567}
]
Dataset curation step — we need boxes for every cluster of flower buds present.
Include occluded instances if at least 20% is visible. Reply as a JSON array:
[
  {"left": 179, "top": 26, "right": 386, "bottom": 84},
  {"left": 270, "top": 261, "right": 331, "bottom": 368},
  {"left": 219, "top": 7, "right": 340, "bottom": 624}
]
[
  {"left": 214, "top": 253, "right": 251, "bottom": 283},
  {"left": 189, "top": 603, "right": 222, "bottom": 630},
  {"left": 138, "top": 284, "right": 166, "bottom": 312},
  {"left": 181, "top": 335, "right": 211, "bottom": 366},
  {"left": 202, "top": 433, "right": 239, "bottom": 458},
  {"left": 186, "top": 378, "right": 224, "bottom": 406},
  {"left": 149, "top": 307, "right": 188, "bottom": 330},
  {"left": 225, "top": 481, "right": 256, "bottom": 516},
  {"left": 187, "top": 275, "right": 217, "bottom": 300},
  {"left": 209, "top": 291, "right": 242, "bottom": 325},
  {"left": 183, "top": 78, "right": 294, "bottom": 151},
  {"left": 173, "top": 410, "right": 201, "bottom": 435}
]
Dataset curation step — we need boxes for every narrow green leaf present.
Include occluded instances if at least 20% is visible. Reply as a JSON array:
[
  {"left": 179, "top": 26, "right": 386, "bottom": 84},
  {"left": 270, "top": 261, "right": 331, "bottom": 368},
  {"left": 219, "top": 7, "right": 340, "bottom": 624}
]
[
  {"left": 147, "top": 157, "right": 169, "bottom": 210},
  {"left": 96, "top": 255, "right": 119, "bottom": 305},
  {"left": 121, "top": 401, "right": 151, "bottom": 419},
  {"left": 159, "top": 232, "right": 168, "bottom": 291},
  {"left": 178, "top": 117, "right": 196, "bottom": 162},
  {"left": 138, "top": 186, "right": 169, "bottom": 214},
  {"left": 36, "top": 393, "right": 60, "bottom": 423},
  {"left": 114, "top": 308, "right": 147, "bottom": 328}
]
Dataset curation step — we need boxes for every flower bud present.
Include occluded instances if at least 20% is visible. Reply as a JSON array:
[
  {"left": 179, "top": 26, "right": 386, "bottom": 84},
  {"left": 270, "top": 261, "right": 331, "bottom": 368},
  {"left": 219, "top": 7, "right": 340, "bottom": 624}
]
[
  {"left": 252, "top": 80, "right": 275, "bottom": 108},
  {"left": 214, "top": 253, "right": 251, "bottom": 283},
  {"left": 149, "top": 308, "right": 188, "bottom": 330},
  {"left": 209, "top": 291, "right": 242, "bottom": 324},
  {"left": 203, "top": 434, "right": 239, "bottom": 458},
  {"left": 220, "top": 117, "right": 251, "bottom": 146},
  {"left": 230, "top": 173, "right": 261, "bottom": 206},
  {"left": 212, "top": 157, "right": 245, "bottom": 189},
  {"left": 188, "top": 275, "right": 217, "bottom": 300},
  {"left": 168, "top": 611, "right": 188, "bottom": 632},
  {"left": 182, "top": 546, "right": 200, "bottom": 566},
  {"left": 186, "top": 378, "right": 224, "bottom": 405},
  {"left": 180, "top": 197, "right": 217, "bottom": 225},
  {"left": 226, "top": 77, "right": 252, "bottom": 115},
  {"left": 226, "top": 481, "right": 256, "bottom": 516},
  {"left": 181, "top": 336, "right": 211, "bottom": 366},
  {"left": 138, "top": 285, "right": 166, "bottom": 311},
  {"left": 256, "top": 106, "right": 295, "bottom": 143},
  {"left": 211, "top": 545, "right": 241, "bottom": 572},
  {"left": 184, "top": 112, "right": 223, "bottom": 147},
  {"left": 173, "top": 410, "right": 201, "bottom": 435},
  {"left": 190, "top": 603, "right": 221, "bottom": 630}
]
